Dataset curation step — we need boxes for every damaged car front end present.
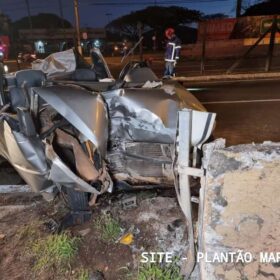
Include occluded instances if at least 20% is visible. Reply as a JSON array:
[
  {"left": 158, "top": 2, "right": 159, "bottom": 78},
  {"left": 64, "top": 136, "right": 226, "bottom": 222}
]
[{"left": 0, "top": 49, "right": 215, "bottom": 226}]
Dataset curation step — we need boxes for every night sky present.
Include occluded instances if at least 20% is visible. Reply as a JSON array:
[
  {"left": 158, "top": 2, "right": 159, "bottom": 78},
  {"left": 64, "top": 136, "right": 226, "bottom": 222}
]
[{"left": 1, "top": 0, "right": 237, "bottom": 27}]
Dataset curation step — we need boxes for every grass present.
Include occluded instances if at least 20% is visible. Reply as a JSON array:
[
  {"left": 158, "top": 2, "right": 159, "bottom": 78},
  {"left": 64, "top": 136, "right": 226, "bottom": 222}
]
[
  {"left": 137, "top": 259, "right": 183, "bottom": 280},
  {"left": 76, "top": 268, "right": 90, "bottom": 280},
  {"left": 95, "top": 213, "right": 121, "bottom": 242},
  {"left": 31, "top": 232, "right": 79, "bottom": 273},
  {"left": 17, "top": 221, "right": 41, "bottom": 242}
]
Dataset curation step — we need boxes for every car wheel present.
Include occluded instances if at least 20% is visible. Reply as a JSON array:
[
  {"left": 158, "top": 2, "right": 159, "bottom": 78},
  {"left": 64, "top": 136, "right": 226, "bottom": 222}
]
[{"left": 62, "top": 187, "right": 89, "bottom": 211}]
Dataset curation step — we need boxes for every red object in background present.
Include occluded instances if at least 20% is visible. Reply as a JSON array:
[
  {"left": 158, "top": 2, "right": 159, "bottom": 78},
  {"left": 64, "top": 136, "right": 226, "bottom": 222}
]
[
  {"left": 0, "top": 35, "right": 10, "bottom": 59},
  {"left": 198, "top": 18, "right": 237, "bottom": 41},
  {"left": 197, "top": 15, "right": 280, "bottom": 42},
  {"left": 165, "top": 28, "right": 175, "bottom": 39}
]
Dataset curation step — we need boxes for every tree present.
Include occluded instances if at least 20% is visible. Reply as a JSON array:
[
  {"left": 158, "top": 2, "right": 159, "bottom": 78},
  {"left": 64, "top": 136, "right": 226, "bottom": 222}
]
[
  {"left": 0, "top": 13, "right": 11, "bottom": 35},
  {"left": 202, "top": 13, "right": 228, "bottom": 20},
  {"left": 243, "top": 0, "right": 280, "bottom": 16},
  {"left": 13, "top": 13, "right": 72, "bottom": 31},
  {"left": 11, "top": 13, "right": 73, "bottom": 42},
  {"left": 106, "top": 6, "right": 201, "bottom": 39}
]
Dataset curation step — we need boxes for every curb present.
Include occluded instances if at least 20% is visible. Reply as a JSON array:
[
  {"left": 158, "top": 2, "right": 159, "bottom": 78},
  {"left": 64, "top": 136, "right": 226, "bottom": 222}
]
[{"left": 174, "top": 72, "right": 280, "bottom": 83}]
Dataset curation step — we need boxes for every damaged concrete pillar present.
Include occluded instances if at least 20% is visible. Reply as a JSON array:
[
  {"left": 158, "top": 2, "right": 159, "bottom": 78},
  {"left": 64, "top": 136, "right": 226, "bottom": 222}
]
[{"left": 198, "top": 140, "right": 280, "bottom": 279}]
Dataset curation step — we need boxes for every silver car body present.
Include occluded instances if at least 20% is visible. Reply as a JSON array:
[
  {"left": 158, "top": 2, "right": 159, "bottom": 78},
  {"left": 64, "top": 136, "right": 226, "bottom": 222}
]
[{"left": 0, "top": 50, "right": 215, "bottom": 197}]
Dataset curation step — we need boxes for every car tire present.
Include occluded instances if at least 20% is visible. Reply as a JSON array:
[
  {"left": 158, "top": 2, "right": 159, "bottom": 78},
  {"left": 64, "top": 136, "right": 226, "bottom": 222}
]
[{"left": 62, "top": 187, "right": 89, "bottom": 211}]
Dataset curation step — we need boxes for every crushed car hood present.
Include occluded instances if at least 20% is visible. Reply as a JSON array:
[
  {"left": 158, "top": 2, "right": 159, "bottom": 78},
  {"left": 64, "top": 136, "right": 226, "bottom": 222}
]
[
  {"left": 103, "top": 85, "right": 214, "bottom": 146},
  {"left": 33, "top": 85, "right": 108, "bottom": 156},
  {"left": 33, "top": 81, "right": 214, "bottom": 158}
]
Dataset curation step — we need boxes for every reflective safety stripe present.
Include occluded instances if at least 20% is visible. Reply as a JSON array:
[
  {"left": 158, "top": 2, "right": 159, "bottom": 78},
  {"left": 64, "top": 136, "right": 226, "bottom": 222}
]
[
  {"left": 166, "top": 41, "right": 180, "bottom": 61},
  {"left": 171, "top": 45, "right": 175, "bottom": 61}
]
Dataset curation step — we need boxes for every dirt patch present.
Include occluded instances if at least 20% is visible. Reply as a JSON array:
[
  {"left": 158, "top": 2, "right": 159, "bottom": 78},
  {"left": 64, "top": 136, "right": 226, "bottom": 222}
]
[
  {"left": 0, "top": 203, "right": 49, "bottom": 280},
  {"left": 0, "top": 189, "right": 188, "bottom": 280}
]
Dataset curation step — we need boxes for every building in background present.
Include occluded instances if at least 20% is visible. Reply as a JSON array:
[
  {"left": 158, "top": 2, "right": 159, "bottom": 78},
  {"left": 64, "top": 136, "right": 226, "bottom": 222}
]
[{"left": 18, "top": 28, "right": 106, "bottom": 55}]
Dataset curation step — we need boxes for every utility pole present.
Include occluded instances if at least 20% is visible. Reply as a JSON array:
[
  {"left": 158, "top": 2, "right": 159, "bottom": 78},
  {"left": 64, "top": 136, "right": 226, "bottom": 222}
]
[
  {"left": 74, "top": 0, "right": 82, "bottom": 55},
  {"left": 236, "top": 0, "right": 242, "bottom": 17},
  {"left": 265, "top": 15, "right": 278, "bottom": 72},
  {"left": 24, "top": 0, "right": 33, "bottom": 42},
  {"left": 200, "top": 21, "right": 207, "bottom": 74}
]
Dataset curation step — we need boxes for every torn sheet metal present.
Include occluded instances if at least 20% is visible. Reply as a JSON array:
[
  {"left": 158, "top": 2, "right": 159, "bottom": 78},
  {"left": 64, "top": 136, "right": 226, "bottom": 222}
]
[
  {"left": 123, "top": 65, "right": 158, "bottom": 83},
  {"left": 0, "top": 120, "right": 52, "bottom": 192},
  {"left": 104, "top": 87, "right": 181, "bottom": 143},
  {"left": 55, "top": 129, "right": 100, "bottom": 182},
  {"left": 142, "top": 81, "right": 163, "bottom": 88},
  {"left": 46, "top": 143, "right": 101, "bottom": 195},
  {"left": 104, "top": 86, "right": 215, "bottom": 146},
  {"left": 32, "top": 49, "right": 76, "bottom": 77},
  {"left": 33, "top": 85, "right": 108, "bottom": 156}
]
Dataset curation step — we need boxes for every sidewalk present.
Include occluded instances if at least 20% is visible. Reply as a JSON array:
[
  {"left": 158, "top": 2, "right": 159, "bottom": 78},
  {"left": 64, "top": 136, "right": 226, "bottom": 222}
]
[{"left": 174, "top": 71, "right": 280, "bottom": 84}]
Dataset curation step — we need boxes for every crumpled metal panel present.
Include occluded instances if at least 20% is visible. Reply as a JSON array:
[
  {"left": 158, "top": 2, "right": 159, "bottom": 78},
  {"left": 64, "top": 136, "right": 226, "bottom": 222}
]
[
  {"left": 32, "top": 49, "right": 76, "bottom": 77},
  {"left": 0, "top": 120, "right": 52, "bottom": 192},
  {"left": 46, "top": 142, "right": 101, "bottom": 195},
  {"left": 107, "top": 141, "right": 174, "bottom": 185},
  {"left": 104, "top": 87, "right": 181, "bottom": 143},
  {"left": 103, "top": 84, "right": 212, "bottom": 145},
  {"left": 123, "top": 66, "right": 158, "bottom": 83},
  {"left": 162, "top": 80, "right": 206, "bottom": 112},
  {"left": 33, "top": 85, "right": 108, "bottom": 156}
]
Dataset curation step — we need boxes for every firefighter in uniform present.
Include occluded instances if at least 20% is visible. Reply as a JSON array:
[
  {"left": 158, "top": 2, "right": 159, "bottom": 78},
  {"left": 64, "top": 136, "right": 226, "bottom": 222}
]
[{"left": 164, "top": 28, "right": 181, "bottom": 78}]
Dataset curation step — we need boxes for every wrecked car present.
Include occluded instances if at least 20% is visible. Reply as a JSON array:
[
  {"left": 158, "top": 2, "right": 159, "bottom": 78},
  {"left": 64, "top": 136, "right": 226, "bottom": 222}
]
[{"left": 0, "top": 49, "right": 215, "bottom": 224}]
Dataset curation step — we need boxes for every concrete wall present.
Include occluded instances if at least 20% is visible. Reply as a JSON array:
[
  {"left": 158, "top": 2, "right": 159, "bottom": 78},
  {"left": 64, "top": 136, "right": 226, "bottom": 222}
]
[
  {"left": 182, "top": 40, "right": 280, "bottom": 59},
  {"left": 198, "top": 139, "right": 280, "bottom": 279}
]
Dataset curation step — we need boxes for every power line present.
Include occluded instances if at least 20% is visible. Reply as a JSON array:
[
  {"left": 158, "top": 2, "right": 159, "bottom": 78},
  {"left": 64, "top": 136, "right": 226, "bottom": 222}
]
[
  {"left": 86, "top": 0, "right": 229, "bottom": 5},
  {"left": 79, "top": 0, "right": 229, "bottom": 5},
  {"left": 1, "top": 0, "right": 229, "bottom": 10}
]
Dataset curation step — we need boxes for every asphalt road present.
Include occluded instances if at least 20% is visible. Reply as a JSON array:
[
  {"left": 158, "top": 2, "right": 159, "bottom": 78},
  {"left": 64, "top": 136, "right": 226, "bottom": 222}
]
[{"left": 187, "top": 79, "right": 280, "bottom": 146}]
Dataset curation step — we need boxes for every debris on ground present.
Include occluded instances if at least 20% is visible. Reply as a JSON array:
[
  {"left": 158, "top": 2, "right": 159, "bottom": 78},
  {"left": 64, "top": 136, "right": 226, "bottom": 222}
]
[
  {"left": 0, "top": 188, "right": 189, "bottom": 280},
  {"left": 119, "top": 232, "right": 134, "bottom": 245}
]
